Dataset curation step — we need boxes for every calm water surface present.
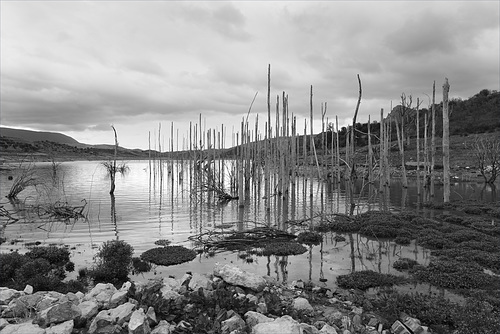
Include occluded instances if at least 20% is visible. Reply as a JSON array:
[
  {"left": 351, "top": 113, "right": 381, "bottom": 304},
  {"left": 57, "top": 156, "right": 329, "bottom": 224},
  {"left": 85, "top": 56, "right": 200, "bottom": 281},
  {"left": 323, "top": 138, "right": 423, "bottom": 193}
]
[{"left": 0, "top": 160, "right": 497, "bottom": 298}]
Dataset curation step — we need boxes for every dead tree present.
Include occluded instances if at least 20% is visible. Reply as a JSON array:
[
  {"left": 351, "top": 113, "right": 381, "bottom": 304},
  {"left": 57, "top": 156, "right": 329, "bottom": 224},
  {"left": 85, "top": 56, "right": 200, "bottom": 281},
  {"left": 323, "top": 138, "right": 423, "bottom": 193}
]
[
  {"left": 468, "top": 136, "right": 500, "bottom": 184},
  {"left": 442, "top": 78, "right": 450, "bottom": 203}
]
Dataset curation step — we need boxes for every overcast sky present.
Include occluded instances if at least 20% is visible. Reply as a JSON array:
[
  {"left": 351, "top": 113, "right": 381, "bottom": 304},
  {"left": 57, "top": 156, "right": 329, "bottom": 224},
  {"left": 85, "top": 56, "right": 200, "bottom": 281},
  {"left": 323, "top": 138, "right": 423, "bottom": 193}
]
[{"left": 1, "top": 1, "right": 499, "bottom": 150}]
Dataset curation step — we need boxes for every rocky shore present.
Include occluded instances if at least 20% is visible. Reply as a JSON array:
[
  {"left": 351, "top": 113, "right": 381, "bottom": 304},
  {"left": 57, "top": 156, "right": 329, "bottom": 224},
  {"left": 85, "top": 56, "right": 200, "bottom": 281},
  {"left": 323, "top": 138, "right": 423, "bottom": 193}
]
[{"left": 0, "top": 263, "right": 429, "bottom": 334}]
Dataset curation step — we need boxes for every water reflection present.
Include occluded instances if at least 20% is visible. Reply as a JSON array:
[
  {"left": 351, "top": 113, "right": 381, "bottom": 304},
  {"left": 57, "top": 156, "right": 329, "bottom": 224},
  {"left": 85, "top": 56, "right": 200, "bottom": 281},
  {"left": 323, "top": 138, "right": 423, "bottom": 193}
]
[{"left": 0, "top": 160, "right": 498, "bottom": 296}]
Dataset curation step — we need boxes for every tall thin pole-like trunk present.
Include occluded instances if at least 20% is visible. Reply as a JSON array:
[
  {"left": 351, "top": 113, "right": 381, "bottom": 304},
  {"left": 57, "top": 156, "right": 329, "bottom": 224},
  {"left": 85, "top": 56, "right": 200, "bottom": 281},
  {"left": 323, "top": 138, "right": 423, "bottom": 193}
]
[
  {"left": 442, "top": 78, "right": 450, "bottom": 203},
  {"left": 110, "top": 125, "right": 118, "bottom": 195},
  {"left": 379, "top": 109, "right": 385, "bottom": 193},
  {"left": 416, "top": 98, "right": 420, "bottom": 196},
  {"left": 430, "top": 81, "right": 436, "bottom": 197},
  {"left": 349, "top": 74, "right": 362, "bottom": 215}
]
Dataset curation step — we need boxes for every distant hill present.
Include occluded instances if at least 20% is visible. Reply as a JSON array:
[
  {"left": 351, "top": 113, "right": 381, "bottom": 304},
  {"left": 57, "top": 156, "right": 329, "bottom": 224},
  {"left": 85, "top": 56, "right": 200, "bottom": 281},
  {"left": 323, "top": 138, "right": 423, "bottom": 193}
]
[{"left": 0, "top": 127, "right": 81, "bottom": 146}]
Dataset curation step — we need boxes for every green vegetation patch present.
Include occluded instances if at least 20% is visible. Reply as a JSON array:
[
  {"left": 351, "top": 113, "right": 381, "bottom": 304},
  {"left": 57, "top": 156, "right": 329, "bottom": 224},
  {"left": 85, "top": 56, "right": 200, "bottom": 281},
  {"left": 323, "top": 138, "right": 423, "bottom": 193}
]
[
  {"left": 336, "top": 270, "right": 408, "bottom": 290},
  {"left": 261, "top": 241, "right": 307, "bottom": 256},
  {"left": 393, "top": 258, "right": 419, "bottom": 271},
  {"left": 297, "top": 231, "right": 323, "bottom": 246},
  {"left": 141, "top": 246, "right": 197, "bottom": 266},
  {"left": 410, "top": 260, "right": 500, "bottom": 290},
  {"left": 370, "top": 290, "right": 500, "bottom": 334}
]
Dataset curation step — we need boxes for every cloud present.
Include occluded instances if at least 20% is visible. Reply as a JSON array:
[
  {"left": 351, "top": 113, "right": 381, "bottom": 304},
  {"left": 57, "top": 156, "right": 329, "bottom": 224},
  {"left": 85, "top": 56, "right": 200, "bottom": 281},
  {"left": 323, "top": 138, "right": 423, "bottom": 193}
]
[{"left": 1, "top": 1, "right": 498, "bottom": 149}]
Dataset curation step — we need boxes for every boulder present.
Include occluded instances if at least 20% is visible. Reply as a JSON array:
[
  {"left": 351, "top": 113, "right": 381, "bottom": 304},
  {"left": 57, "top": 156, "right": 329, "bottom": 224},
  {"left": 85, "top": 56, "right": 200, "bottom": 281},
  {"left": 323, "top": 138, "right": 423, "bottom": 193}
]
[
  {"left": 128, "top": 308, "right": 151, "bottom": 334},
  {"left": 109, "top": 290, "right": 128, "bottom": 308},
  {"left": 87, "top": 310, "right": 115, "bottom": 334},
  {"left": 2, "top": 298, "right": 30, "bottom": 318},
  {"left": 146, "top": 306, "right": 157, "bottom": 327},
  {"left": 319, "top": 324, "right": 339, "bottom": 334},
  {"left": 45, "top": 320, "right": 74, "bottom": 334},
  {"left": 35, "top": 301, "right": 82, "bottom": 328},
  {"left": 0, "top": 321, "right": 45, "bottom": 334},
  {"left": 300, "top": 323, "right": 320, "bottom": 334},
  {"left": 161, "top": 277, "right": 181, "bottom": 292},
  {"left": 38, "top": 292, "right": 66, "bottom": 311},
  {"left": 23, "top": 285, "right": 34, "bottom": 295},
  {"left": 293, "top": 297, "right": 314, "bottom": 312},
  {"left": 0, "top": 288, "right": 22, "bottom": 305},
  {"left": 109, "top": 302, "right": 137, "bottom": 326},
  {"left": 188, "top": 273, "right": 213, "bottom": 291},
  {"left": 85, "top": 283, "right": 117, "bottom": 309},
  {"left": 244, "top": 311, "right": 273, "bottom": 329},
  {"left": 151, "top": 320, "right": 172, "bottom": 334},
  {"left": 76, "top": 300, "right": 99, "bottom": 325},
  {"left": 160, "top": 289, "right": 180, "bottom": 301},
  {"left": 221, "top": 313, "right": 246, "bottom": 334},
  {"left": 0, "top": 318, "right": 10, "bottom": 330},
  {"left": 251, "top": 315, "right": 301, "bottom": 334},
  {"left": 214, "top": 263, "right": 266, "bottom": 292}
]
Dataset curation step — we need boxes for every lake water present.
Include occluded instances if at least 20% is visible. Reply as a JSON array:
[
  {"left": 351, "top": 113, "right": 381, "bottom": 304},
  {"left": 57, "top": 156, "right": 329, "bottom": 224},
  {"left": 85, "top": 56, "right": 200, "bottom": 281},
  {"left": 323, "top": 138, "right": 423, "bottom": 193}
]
[{"left": 0, "top": 160, "right": 498, "bottom": 299}]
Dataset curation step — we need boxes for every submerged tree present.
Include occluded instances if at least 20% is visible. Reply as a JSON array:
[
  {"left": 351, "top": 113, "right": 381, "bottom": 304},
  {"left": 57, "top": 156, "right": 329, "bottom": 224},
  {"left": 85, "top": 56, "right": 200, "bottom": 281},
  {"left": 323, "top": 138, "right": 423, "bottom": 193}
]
[
  {"left": 468, "top": 136, "right": 500, "bottom": 184},
  {"left": 442, "top": 78, "right": 450, "bottom": 203}
]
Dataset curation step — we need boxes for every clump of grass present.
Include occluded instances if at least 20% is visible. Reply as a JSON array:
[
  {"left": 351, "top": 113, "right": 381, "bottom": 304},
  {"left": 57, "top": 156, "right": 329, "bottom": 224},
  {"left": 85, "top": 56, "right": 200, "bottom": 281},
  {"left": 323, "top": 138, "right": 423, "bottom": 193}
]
[
  {"left": 261, "top": 241, "right": 307, "bottom": 256},
  {"left": 393, "top": 258, "right": 419, "bottom": 271},
  {"left": 90, "top": 240, "right": 134, "bottom": 284},
  {"left": 132, "top": 257, "right": 152, "bottom": 274},
  {"left": 297, "top": 231, "right": 322, "bottom": 245},
  {"left": 154, "top": 239, "right": 172, "bottom": 247},
  {"left": 6, "top": 160, "right": 39, "bottom": 199},
  {"left": 141, "top": 246, "right": 196, "bottom": 266},
  {"left": 336, "top": 270, "right": 408, "bottom": 290},
  {"left": 410, "top": 260, "right": 500, "bottom": 290}
]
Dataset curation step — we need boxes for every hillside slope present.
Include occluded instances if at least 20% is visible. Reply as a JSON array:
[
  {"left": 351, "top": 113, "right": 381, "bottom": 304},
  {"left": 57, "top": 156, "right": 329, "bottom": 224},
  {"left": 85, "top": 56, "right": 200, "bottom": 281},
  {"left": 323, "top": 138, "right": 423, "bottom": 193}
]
[{"left": 0, "top": 127, "right": 80, "bottom": 146}]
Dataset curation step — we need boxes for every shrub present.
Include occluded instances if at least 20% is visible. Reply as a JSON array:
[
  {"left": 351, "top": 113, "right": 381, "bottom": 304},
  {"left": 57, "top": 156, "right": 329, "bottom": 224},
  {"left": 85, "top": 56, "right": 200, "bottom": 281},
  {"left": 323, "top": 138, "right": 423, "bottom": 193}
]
[
  {"left": 141, "top": 246, "right": 196, "bottom": 266},
  {"left": 26, "top": 246, "right": 71, "bottom": 266},
  {"left": 394, "top": 236, "right": 411, "bottom": 245},
  {"left": 393, "top": 258, "right": 419, "bottom": 271},
  {"left": 261, "top": 241, "right": 307, "bottom": 256},
  {"left": 336, "top": 270, "right": 407, "bottom": 290},
  {"left": 91, "top": 240, "right": 134, "bottom": 283},
  {"left": 297, "top": 231, "right": 323, "bottom": 245},
  {"left": 0, "top": 252, "right": 29, "bottom": 288},
  {"left": 132, "top": 257, "right": 152, "bottom": 273}
]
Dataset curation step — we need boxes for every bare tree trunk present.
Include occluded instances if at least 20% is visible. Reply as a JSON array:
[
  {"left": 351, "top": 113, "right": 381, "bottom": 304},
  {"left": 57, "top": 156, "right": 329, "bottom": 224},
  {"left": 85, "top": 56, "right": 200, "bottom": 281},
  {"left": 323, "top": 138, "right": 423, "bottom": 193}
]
[
  {"left": 349, "top": 74, "right": 362, "bottom": 215},
  {"left": 430, "top": 81, "right": 436, "bottom": 197},
  {"left": 416, "top": 98, "right": 420, "bottom": 196},
  {"left": 442, "top": 78, "right": 450, "bottom": 203},
  {"left": 110, "top": 125, "right": 118, "bottom": 195},
  {"left": 379, "top": 108, "right": 385, "bottom": 193}
]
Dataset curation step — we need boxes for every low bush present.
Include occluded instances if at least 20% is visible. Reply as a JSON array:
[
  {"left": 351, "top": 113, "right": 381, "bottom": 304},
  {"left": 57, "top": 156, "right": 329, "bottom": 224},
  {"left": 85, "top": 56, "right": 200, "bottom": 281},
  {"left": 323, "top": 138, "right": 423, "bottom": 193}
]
[
  {"left": 297, "top": 231, "right": 322, "bottom": 246},
  {"left": 371, "top": 290, "right": 500, "bottom": 334},
  {"left": 261, "top": 241, "right": 307, "bottom": 256},
  {"left": 410, "top": 260, "right": 500, "bottom": 290},
  {"left": 393, "top": 258, "right": 419, "bottom": 271},
  {"left": 141, "top": 246, "right": 196, "bottom": 266},
  {"left": 336, "top": 270, "right": 408, "bottom": 290},
  {"left": 91, "top": 240, "right": 134, "bottom": 284}
]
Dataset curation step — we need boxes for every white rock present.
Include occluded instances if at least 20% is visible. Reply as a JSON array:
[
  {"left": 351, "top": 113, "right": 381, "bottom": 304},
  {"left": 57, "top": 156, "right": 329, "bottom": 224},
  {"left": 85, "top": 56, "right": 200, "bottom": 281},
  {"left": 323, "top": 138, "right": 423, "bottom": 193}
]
[
  {"left": 77, "top": 300, "right": 99, "bottom": 321},
  {"left": 188, "top": 273, "right": 213, "bottom": 291},
  {"left": 23, "top": 285, "right": 34, "bottom": 295},
  {"left": 146, "top": 306, "right": 157, "bottom": 327},
  {"left": 251, "top": 315, "right": 301, "bottom": 334},
  {"left": 151, "top": 320, "right": 172, "bottom": 334},
  {"left": 120, "top": 281, "right": 132, "bottom": 292},
  {"left": 0, "top": 318, "right": 10, "bottom": 330},
  {"left": 46, "top": 320, "right": 74, "bottom": 334},
  {"left": 0, "top": 288, "right": 22, "bottom": 306},
  {"left": 244, "top": 311, "right": 273, "bottom": 328},
  {"left": 85, "top": 283, "right": 117, "bottom": 309},
  {"left": 87, "top": 310, "right": 114, "bottom": 334},
  {"left": 221, "top": 314, "right": 246, "bottom": 334},
  {"left": 293, "top": 297, "right": 314, "bottom": 312},
  {"left": 214, "top": 263, "right": 266, "bottom": 292},
  {"left": 1, "top": 321, "right": 45, "bottom": 334},
  {"left": 109, "top": 290, "right": 128, "bottom": 308},
  {"left": 319, "top": 324, "right": 339, "bottom": 334},
  {"left": 75, "top": 291, "right": 85, "bottom": 300},
  {"left": 300, "top": 322, "right": 320, "bottom": 334},
  {"left": 109, "top": 301, "right": 137, "bottom": 326},
  {"left": 256, "top": 302, "right": 267, "bottom": 314},
  {"left": 161, "top": 277, "right": 181, "bottom": 292},
  {"left": 160, "top": 289, "right": 180, "bottom": 301},
  {"left": 36, "top": 301, "right": 82, "bottom": 327},
  {"left": 128, "top": 308, "right": 151, "bottom": 334}
]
